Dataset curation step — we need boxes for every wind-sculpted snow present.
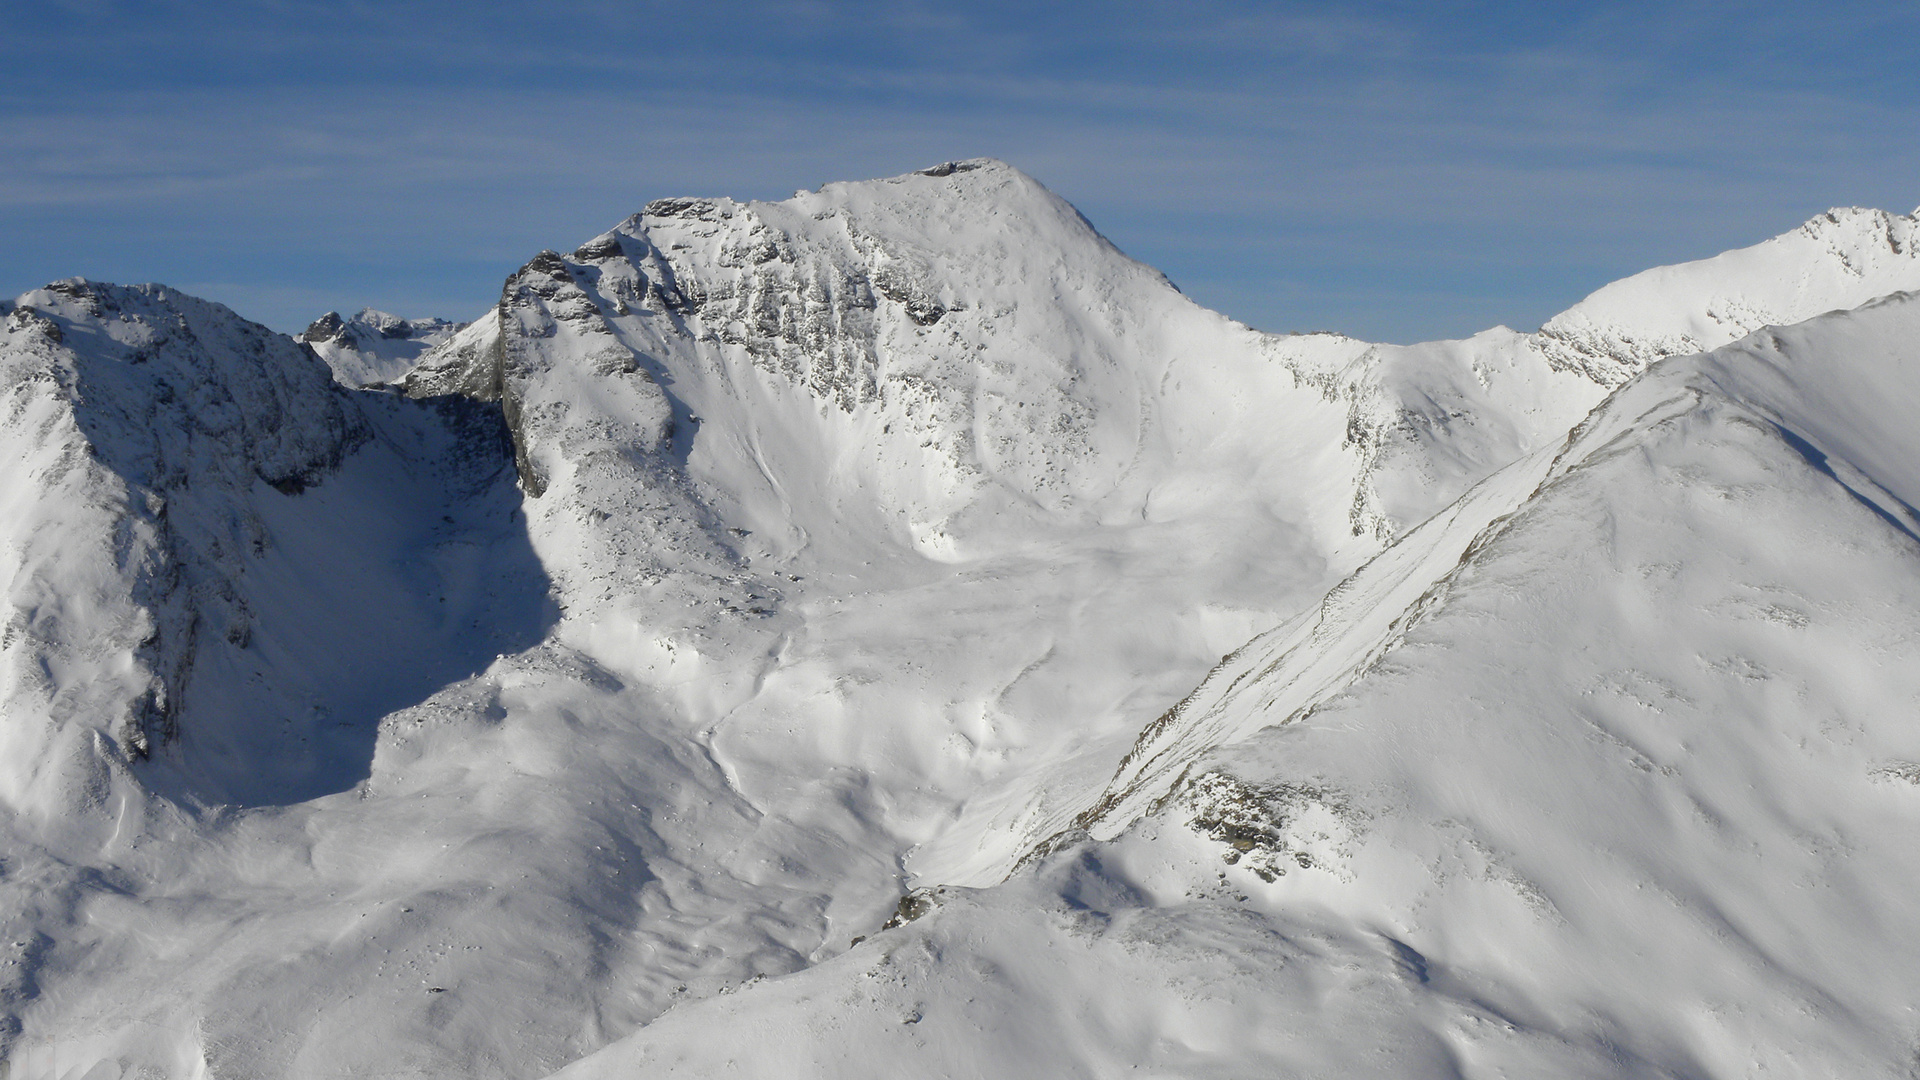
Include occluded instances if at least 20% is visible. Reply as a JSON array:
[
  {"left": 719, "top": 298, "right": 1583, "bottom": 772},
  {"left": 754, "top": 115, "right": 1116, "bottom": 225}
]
[{"left": 9, "top": 161, "right": 1920, "bottom": 1079}]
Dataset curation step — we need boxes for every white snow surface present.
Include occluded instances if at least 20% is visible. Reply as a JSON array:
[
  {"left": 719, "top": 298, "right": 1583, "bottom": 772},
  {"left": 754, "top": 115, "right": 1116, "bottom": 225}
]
[
  {"left": 4, "top": 161, "right": 1920, "bottom": 1078},
  {"left": 557, "top": 291, "right": 1920, "bottom": 1080}
]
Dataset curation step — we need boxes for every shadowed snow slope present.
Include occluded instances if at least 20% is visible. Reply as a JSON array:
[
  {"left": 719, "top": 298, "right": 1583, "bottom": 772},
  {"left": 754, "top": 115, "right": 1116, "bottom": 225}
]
[
  {"left": 551, "top": 291, "right": 1920, "bottom": 1080},
  {"left": 0, "top": 282, "right": 552, "bottom": 813},
  {"left": 6, "top": 162, "right": 1920, "bottom": 1079}
]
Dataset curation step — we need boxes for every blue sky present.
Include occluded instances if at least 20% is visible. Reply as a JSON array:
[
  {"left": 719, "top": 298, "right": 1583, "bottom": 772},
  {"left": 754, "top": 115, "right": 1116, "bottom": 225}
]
[{"left": 5, "top": 1, "right": 1918, "bottom": 343}]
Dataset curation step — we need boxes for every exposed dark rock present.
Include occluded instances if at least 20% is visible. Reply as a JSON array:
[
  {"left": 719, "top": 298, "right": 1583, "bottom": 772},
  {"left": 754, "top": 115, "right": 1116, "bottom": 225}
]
[
  {"left": 573, "top": 234, "right": 625, "bottom": 261},
  {"left": 912, "top": 161, "right": 989, "bottom": 178},
  {"left": 880, "top": 888, "right": 942, "bottom": 930},
  {"left": 302, "top": 311, "right": 348, "bottom": 343},
  {"left": 644, "top": 197, "right": 721, "bottom": 220},
  {"left": 1183, "top": 770, "right": 1356, "bottom": 883}
]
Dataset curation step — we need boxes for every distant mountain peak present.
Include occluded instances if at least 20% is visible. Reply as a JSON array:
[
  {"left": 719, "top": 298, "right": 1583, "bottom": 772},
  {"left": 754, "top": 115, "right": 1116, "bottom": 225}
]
[{"left": 299, "top": 306, "right": 464, "bottom": 387}]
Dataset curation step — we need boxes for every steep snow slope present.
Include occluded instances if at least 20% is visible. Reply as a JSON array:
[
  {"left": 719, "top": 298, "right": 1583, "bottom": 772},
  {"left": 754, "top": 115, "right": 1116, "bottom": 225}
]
[
  {"left": 301, "top": 308, "right": 463, "bottom": 387},
  {"left": 550, "top": 290, "right": 1920, "bottom": 1080},
  {"left": 0, "top": 281, "right": 546, "bottom": 812},
  {"left": 0, "top": 283, "right": 565, "bottom": 1073}
]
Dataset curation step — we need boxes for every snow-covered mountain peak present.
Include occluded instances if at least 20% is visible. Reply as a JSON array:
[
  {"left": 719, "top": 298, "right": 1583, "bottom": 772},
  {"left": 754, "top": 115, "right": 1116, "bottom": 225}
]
[
  {"left": 0, "top": 278, "right": 544, "bottom": 817},
  {"left": 0, "top": 279, "right": 370, "bottom": 814},
  {"left": 8, "top": 278, "right": 364, "bottom": 498},
  {"left": 397, "top": 164, "right": 1378, "bottom": 910},
  {"left": 301, "top": 306, "right": 464, "bottom": 388},
  {"left": 408, "top": 159, "right": 1300, "bottom": 568}
]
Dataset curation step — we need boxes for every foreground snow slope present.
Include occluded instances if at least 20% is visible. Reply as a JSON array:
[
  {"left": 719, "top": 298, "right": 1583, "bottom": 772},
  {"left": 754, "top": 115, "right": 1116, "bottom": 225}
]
[
  {"left": 552, "top": 290, "right": 1920, "bottom": 1080},
  {"left": 5, "top": 162, "right": 1920, "bottom": 1079}
]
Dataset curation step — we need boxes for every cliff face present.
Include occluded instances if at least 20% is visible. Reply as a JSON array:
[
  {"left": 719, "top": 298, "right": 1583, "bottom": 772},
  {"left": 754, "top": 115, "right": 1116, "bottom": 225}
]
[{"left": 405, "top": 160, "right": 1299, "bottom": 557}]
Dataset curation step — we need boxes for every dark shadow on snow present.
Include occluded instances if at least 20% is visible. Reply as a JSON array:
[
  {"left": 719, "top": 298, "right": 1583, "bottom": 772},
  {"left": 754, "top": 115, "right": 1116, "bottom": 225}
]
[
  {"left": 1772, "top": 422, "right": 1920, "bottom": 546},
  {"left": 71, "top": 358, "right": 556, "bottom": 807}
]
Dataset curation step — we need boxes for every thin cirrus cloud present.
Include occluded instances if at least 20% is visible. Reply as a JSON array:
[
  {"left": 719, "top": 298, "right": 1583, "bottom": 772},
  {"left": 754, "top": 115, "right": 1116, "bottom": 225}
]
[{"left": 2, "top": 1, "right": 1917, "bottom": 343}]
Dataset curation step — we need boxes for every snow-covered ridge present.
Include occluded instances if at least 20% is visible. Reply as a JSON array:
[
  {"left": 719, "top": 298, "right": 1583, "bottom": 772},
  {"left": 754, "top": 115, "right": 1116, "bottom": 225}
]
[
  {"left": 1059, "top": 207, "right": 1920, "bottom": 853},
  {"left": 1322, "top": 204, "right": 1920, "bottom": 537},
  {"left": 403, "top": 165, "right": 1920, "bottom": 561},
  {"left": 1539, "top": 206, "right": 1920, "bottom": 383},
  {"left": 0, "top": 280, "right": 362, "bottom": 815}
]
